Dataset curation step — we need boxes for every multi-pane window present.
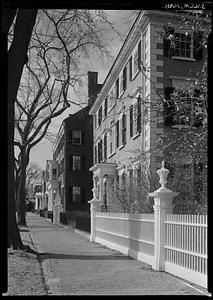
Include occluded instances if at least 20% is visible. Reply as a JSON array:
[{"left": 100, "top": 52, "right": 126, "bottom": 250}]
[
  {"left": 72, "top": 130, "right": 81, "bottom": 144},
  {"left": 109, "top": 127, "right": 115, "bottom": 155},
  {"left": 98, "top": 106, "right": 102, "bottom": 126},
  {"left": 72, "top": 186, "right": 81, "bottom": 203},
  {"left": 129, "top": 105, "right": 133, "bottom": 138},
  {"left": 104, "top": 97, "right": 108, "bottom": 118},
  {"left": 73, "top": 155, "right": 81, "bottom": 171},
  {"left": 132, "top": 40, "right": 141, "bottom": 78},
  {"left": 164, "top": 87, "right": 204, "bottom": 127},
  {"left": 104, "top": 134, "right": 107, "bottom": 161},
  {"left": 94, "top": 145, "right": 97, "bottom": 164},
  {"left": 119, "top": 66, "right": 127, "bottom": 96},
  {"left": 52, "top": 168, "right": 57, "bottom": 180},
  {"left": 116, "top": 120, "right": 119, "bottom": 148},
  {"left": 122, "top": 114, "right": 127, "bottom": 145},
  {"left": 98, "top": 140, "right": 103, "bottom": 162},
  {"left": 116, "top": 78, "right": 119, "bottom": 98},
  {"left": 174, "top": 32, "right": 193, "bottom": 58},
  {"left": 108, "top": 89, "right": 115, "bottom": 111},
  {"left": 137, "top": 97, "right": 141, "bottom": 133}
]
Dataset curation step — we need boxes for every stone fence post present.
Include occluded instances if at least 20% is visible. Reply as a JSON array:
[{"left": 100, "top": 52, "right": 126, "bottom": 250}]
[
  {"left": 88, "top": 188, "right": 101, "bottom": 242},
  {"left": 149, "top": 160, "right": 179, "bottom": 271}
]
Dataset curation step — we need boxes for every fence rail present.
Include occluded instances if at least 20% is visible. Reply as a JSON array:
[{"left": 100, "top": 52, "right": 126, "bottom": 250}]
[{"left": 165, "top": 214, "right": 207, "bottom": 288}]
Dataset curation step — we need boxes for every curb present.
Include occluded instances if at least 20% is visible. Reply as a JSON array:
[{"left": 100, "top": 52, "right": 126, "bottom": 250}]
[{"left": 28, "top": 227, "right": 60, "bottom": 295}]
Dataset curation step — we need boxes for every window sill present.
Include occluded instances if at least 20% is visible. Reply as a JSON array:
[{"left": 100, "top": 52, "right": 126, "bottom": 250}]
[
  {"left": 172, "top": 56, "right": 195, "bottom": 62},
  {"left": 131, "top": 132, "right": 140, "bottom": 140},
  {"left": 108, "top": 151, "right": 115, "bottom": 159},
  {"left": 172, "top": 124, "right": 198, "bottom": 130}
]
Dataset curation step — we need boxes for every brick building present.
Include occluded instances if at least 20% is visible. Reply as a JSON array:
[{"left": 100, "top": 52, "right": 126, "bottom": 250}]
[{"left": 52, "top": 72, "right": 102, "bottom": 218}]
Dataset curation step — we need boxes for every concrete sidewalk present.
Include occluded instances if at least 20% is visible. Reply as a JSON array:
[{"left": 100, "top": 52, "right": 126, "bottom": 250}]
[{"left": 26, "top": 212, "right": 209, "bottom": 296}]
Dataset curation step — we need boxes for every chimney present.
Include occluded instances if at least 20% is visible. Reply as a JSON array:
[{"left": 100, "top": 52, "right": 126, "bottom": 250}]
[{"left": 88, "top": 71, "right": 99, "bottom": 107}]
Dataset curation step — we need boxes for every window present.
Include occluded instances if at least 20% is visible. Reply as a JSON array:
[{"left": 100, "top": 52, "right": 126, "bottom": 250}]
[
  {"left": 164, "top": 27, "right": 203, "bottom": 60},
  {"left": 174, "top": 32, "right": 193, "bottom": 58},
  {"left": 109, "top": 127, "right": 115, "bottom": 155},
  {"left": 104, "top": 134, "right": 107, "bottom": 161},
  {"left": 72, "top": 130, "right": 81, "bottom": 144},
  {"left": 132, "top": 40, "right": 141, "bottom": 78},
  {"left": 119, "top": 66, "right": 127, "bottom": 96},
  {"left": 116, "top": 78, "right": 119, "bottom": 98},
  {"left": 132, "top": 97, "right": 141, "bottom": 136},
  {"left": 137, "top": 96, "right": 141, "bottom": 133},
  {"left": 164, "top": 87, "right": 204, "bottom": 127},
  {"left": 52, "top": 168, "right": 57, "bottom": 179},
  {"left": 73, "top": 155, "right": 81, "bottom": 171},
  {"left": 98, "top": 106, "right": 102, "bottom": 126},
  {"left": 123, "top": 66, "right": 127, "bottom": 91},
  {"left": 94, "top": 114, "right": 97, "bottom": 128},
  {"left": 129, "top": 105, "right": 133, "bottom": 138},
  {"left": 122, "top": 114, "right": 127, "bottom": 145},
  {"left": 94, "top": 145, "right": 97, "bottom": 164},
  {"left": 116, "top": 120, "right": 119, "bottom": 148},
  {"left": 98, "top": 140, "right": 102, "bottom": 162},
  {"left": 108, "top": 89, "right": 115, "bottom": 111},
  {"left": 72, "top": 186, "right": 81, "bottom": 203},
  {"left": 119, "top": 73, "right": 124, "bottom": 96},
  {"left": 104, "top": 97, "right": 108, "bottom": 118}
]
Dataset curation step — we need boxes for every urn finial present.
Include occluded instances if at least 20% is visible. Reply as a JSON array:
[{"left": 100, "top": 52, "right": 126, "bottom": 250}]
[{"left": 157, "top": 160, "right": 170, "bottom": 189}]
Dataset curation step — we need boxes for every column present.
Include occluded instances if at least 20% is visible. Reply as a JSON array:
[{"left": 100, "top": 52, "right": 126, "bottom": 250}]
[{"left": 149, "top": 160, "right": 179, "bottom": 271}]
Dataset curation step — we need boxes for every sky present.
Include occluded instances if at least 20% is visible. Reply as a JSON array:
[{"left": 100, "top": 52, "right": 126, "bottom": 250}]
[{"left": 29, "top": 10, "right": 138, "bottom": 170}]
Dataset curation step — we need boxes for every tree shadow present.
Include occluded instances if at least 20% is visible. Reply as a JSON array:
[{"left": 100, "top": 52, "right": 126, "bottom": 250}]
[{"left": 39, "top": 252, "right": 133, "bottom": 261}]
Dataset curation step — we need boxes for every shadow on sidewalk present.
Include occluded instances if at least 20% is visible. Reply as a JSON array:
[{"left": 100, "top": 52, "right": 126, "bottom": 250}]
[{"left": 39, "top": 252, "right": 133, "bottom": 261}]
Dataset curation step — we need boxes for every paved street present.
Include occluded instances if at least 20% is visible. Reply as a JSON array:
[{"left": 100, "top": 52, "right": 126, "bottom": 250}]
[{"left": 26, "top": 212, "right": 209, "bottom": 296}]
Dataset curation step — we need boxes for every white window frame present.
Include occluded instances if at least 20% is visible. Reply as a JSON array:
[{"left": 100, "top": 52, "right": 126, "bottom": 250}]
[
  {"left": 72, "top": 155, "right": 81, "bottom": 171},
  {"left": 132, "top": 42, "right": 140, "bottom": 79},
  {"left": 172, "top": 31, "right": 195, "bottom": 61},
  {"left": 108, "top": 125, "right": 115, "bottom": 158},
  {"left": 72, "top": 186, "right": 81, "bottom": 203}
]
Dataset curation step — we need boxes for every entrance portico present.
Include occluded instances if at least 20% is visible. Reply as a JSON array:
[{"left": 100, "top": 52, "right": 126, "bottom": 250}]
[{"left": 89, "top": 163, "right": 117, "bottom": 211}]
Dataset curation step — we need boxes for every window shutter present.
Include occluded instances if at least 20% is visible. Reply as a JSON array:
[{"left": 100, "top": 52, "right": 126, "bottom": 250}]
[
  {"left": 129, "top": 56, "right": 132, "bottom": 80},
  {"left": 138, "top": 40, "right": 141, "bottom": 70},
  {"left": 163, "top": 87, "right": 175, "bottom": 126},
  {"left": 193, "top": 31, "right": 203, "bottom": 60},
  {"left": 163, "top": 26, "right": 175, "bottom": 57}
]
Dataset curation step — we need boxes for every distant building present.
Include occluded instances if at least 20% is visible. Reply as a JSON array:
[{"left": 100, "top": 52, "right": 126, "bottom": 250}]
[
  {"left": 52, "top": 72, "right": 102, "bottom": 217},
  {"left": 34, "top": 184, "right": 42, "bottom": 212}
]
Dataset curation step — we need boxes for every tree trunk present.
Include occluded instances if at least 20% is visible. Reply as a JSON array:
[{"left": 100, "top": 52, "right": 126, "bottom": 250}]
[
  {"left": 17, "top": 152, "right": 27, "bottom": 226},
  {"left": 7, "top": 9, "right": 38, "bottom": 249}
]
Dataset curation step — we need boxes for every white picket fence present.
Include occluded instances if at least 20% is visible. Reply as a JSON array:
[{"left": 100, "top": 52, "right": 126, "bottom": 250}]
[
  {"left": 165, "top": 214, "right": 208, "bottom": 288},
  {"left": 93, "top": 211, "right": 208, "bottom": 288}
]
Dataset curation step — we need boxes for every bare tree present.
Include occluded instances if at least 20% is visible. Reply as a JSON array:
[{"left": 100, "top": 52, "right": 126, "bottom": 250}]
[
  {"left": 3, "top": 7, "right": 38, "bottom": 249},
  {"left": 14, "top": 9, "right": 121, "bottom": 225}
]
